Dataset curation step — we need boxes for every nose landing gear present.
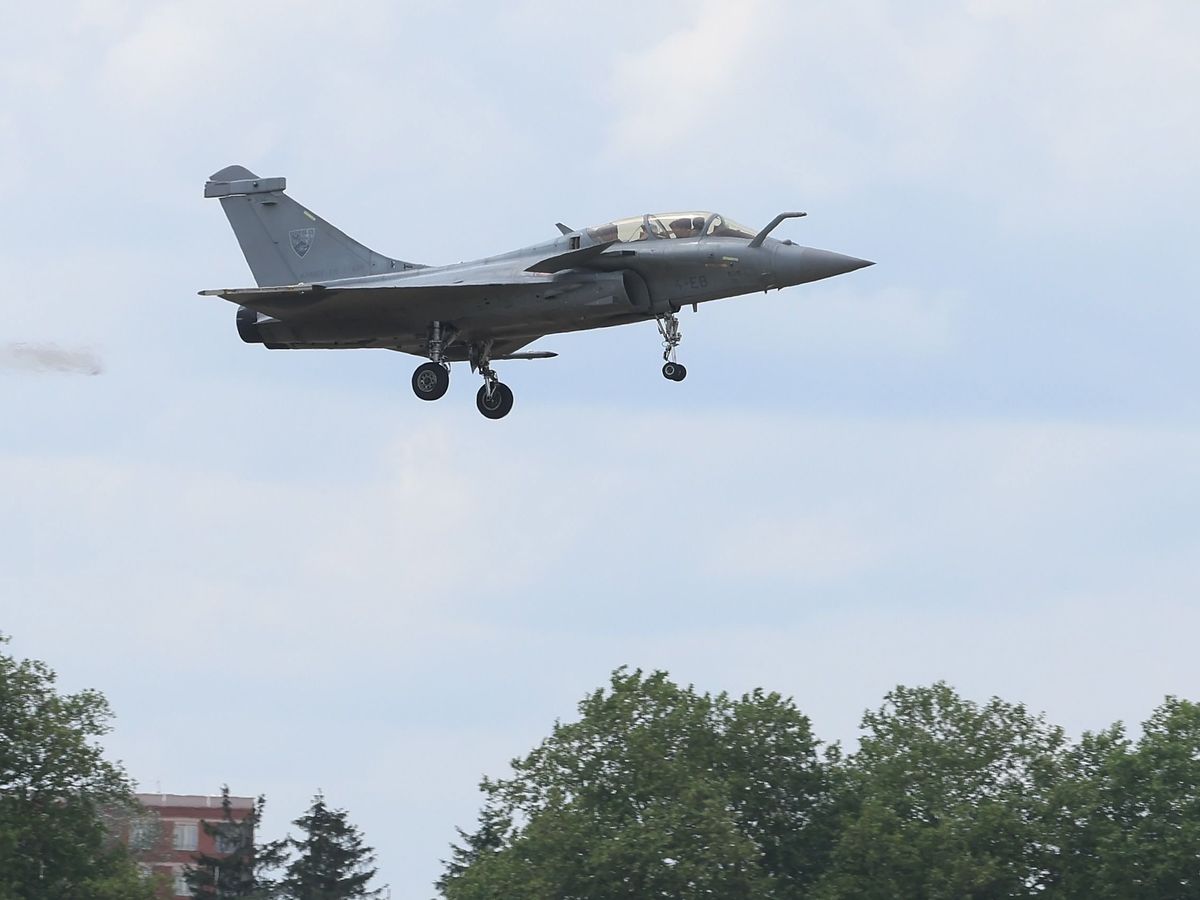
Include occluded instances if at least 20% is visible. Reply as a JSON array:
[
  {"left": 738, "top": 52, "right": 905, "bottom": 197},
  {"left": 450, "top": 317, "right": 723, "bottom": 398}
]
[
  {"left": 657, "top": 313, "right": 687, "bottom": 381},
  {"left": 662, "top": 361, "right": 687, "bottom": 381}
]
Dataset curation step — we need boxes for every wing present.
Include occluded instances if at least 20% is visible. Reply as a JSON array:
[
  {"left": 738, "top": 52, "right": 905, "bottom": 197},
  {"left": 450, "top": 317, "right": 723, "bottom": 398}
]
[
  {"left": 201, "top": 279, "right": 569, "bottom": 359},
  {"left": 524, "top": 240, "right": 614, "bottom": 273},
  {"left": 199, "top": 244, "right": 607, "bottom": 357},
  {"left": 199, "top": 281, "right": 531, "bottom": 320},
  {"left": 264, "top": 335, "right": 555, "bottom": 358}
]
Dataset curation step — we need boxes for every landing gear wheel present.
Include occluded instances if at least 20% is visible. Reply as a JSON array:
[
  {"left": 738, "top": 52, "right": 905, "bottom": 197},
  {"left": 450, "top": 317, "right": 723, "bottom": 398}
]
[
  {"left": 476, "top": 382, "right": 514, "bottom": 419},
  {"left": 412, "top": 362, "right": 449, "bottom": 401},
  {"left": 662, "top": 362, "right": 687, "bottom": 382}
]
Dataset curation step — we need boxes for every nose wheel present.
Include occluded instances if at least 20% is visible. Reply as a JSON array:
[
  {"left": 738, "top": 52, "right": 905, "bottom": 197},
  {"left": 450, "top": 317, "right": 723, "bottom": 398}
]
[
  {"left": 656, "top": 313, "right": 687, "bottom": 382},
  {"left": 662, "top": 361, "right": 687, "bottom": 381}
]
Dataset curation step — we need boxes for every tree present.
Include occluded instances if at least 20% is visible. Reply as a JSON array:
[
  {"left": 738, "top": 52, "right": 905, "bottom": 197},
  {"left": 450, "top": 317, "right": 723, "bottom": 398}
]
[
  {"left": 1042, "top": 721, "right": 1132, "bottom": 899},
  {"left": 273, "top": 793, "right": 385, "bottom": 900},
  {"left": 184, "top": 786, "right": 279, "bottom": 899},
  {"left": 440, "top": 672, "right": 1200, "bottom": 898},
  {"left": 436, "top": 805, "right": 511, "bottom": 892},
  {"left": 438, "top": 668, "right": 836, "bottom": 900},
  {"left": 811, "top": 682, "right": 1069, "bottom": 900},
  {"left": 1050, "top": 698, "right": 1200, "bottom": 899},
  {"left": 0, "top": 633, "right": 157, "bottom": 900}
]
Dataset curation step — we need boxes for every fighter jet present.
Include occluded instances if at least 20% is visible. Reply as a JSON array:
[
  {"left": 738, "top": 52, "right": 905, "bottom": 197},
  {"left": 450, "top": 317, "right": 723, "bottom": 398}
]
[{"left": 202, "top": 165, "right": 872, "bottom": 419}]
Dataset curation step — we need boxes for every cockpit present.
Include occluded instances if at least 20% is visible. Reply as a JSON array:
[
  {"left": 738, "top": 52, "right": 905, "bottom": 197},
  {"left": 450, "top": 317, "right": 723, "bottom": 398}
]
[{"left": 585, "top": 212, "right": 756, "bottom": 244}]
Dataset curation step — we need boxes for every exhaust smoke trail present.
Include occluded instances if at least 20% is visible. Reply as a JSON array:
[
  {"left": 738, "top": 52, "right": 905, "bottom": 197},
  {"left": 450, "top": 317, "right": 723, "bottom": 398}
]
[{"left": 0, "top": 343, "right": 103, "bottom": 375}]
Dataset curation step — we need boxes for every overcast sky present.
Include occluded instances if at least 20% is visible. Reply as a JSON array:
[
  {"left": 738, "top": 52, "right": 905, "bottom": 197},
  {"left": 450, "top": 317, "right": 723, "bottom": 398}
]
[{"left": 2, "top": 1, "right": 1198, "bottom": 896}]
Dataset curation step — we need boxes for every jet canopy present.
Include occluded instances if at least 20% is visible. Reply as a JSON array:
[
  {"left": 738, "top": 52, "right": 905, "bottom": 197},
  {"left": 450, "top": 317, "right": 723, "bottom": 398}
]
[{"left": 586, "top": 212, "right": 756, "bottom": 244}]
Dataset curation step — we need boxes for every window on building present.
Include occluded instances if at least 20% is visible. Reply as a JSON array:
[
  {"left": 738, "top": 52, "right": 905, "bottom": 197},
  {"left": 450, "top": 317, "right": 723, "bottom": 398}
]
[
  {"left": 173, "top": 822, "right": 198, "bottom": 851},
  {"left": 129, "top": 816, "right": 158, "bottom": 851},
  {"left": 173, "top": 870, "right": 190, "bottom": 897}
]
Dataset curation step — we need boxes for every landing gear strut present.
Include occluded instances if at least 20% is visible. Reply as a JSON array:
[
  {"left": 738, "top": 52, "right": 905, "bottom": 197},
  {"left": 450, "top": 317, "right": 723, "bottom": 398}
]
[
  {"left": 657, "top": 313, "right": 687, "bottom": 382},
  {"left": 411, "top": 321, "right": 451, "bottom": 400},
  {"left": 471, "top": 341, "right": 514, "bottom": 420},
  {"left": 409, "top": 324, "right": 518, "bottom": 417}
]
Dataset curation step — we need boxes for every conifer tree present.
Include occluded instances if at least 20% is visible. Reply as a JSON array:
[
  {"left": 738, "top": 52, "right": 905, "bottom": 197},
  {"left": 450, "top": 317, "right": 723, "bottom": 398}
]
[
  {"left": 275, "top": 793, "right": 385, "bottom": 900},
  {"left": 435, "top": 806, "right": 512, "bottom": 895},
  {"left": 184, "top": 787, "right": 279, "bottom": 898}
]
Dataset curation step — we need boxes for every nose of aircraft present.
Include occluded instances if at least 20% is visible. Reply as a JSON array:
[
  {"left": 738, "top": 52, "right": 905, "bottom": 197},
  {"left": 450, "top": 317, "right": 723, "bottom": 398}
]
[{"left": 773, "top": 244, "right": 874, "bottom": 286}]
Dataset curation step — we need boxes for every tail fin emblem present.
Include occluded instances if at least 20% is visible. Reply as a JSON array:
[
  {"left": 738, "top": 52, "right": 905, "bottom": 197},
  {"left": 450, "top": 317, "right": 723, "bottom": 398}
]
[{"left": 289, "top": 227, "right": 315, "bottom": 258}]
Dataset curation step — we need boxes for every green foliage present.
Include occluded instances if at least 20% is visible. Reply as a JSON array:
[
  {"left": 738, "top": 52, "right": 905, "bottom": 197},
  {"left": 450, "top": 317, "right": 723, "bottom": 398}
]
[
  {"left": 1117, "top": 698, "right": 1200, "bottom": 897},
  {"left": 1051, "top": 698, "right": 1200, "bottom": 899},
  {"left": 812, "top": 682, "right": 1068, "bottom": 899},
  {"left": 184, "top": 786, "right": 278, "bottom": 899},
  {"left": 271, "top": 792, "right": 385, "bottom": 900},
  {"left": 441, "top": 672, "right": 1200, "bottom": 900},
  {"left": 0, "top": 634, "right": 156, "bottom": 900},
  {"left": 438, "top": 668, "right": 833, "bottom": 900}
]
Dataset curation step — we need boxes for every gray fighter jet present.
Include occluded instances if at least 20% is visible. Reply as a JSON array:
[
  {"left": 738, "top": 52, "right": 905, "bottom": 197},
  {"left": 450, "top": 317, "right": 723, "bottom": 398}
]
[{"left": 202, "top": 165, "right": 872, "bottom": 419}]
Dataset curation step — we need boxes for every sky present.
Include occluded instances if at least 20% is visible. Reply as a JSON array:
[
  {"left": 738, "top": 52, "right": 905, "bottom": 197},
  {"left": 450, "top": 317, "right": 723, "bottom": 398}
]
[{"left": 1, "top": 0, "right": 1198, "bottom": 896}]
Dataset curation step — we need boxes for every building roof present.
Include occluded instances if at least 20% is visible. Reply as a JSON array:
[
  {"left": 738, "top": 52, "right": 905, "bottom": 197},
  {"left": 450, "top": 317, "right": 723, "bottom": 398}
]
[{"left": 136, "top": 793, "right": 255, "bottom": 810}]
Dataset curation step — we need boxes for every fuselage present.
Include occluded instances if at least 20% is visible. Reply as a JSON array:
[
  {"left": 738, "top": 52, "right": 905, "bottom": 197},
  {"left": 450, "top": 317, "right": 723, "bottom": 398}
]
[{"left": 246, "top": 216, "right": 872, "bottom": 355}]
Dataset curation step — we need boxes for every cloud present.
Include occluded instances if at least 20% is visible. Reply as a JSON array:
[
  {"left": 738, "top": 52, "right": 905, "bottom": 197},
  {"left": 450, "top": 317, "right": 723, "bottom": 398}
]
[
  {"left": 0, "top": 343, "right": 103, "bottom": 375},
  {"left": 6, "top": 405, "right": 1196, "bottom": 650},
  {"left": 98, "top": 4, "right": 219, "bottom": 108},
  {"left": 599, "top": 585, "right": 1200, "bottom": 752},
  {"left": 0, "top": 114, "right": 23, "bottom": 200},
  {"left": 706, "top": 513, "right": 882, "bottom": 584},
  {"left": 603, "top": 1, "right": 1200, "bottom": 230},
  {"left": 605, "top": 0, "right": 770, "bottom": 159},
  {"left": 766, "top": 283, "right": 965, "bottom": 359}
]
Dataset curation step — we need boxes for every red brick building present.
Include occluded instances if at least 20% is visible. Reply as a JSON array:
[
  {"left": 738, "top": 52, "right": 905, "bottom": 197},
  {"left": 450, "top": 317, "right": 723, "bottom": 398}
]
[{"left": 128, "top": 793, "right": 256, "bottom": 898}]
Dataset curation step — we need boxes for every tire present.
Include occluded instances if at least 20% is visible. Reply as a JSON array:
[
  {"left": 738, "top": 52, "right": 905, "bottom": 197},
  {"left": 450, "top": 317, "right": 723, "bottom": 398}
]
[
  {"left": 662, "top": 362, "right": 681, "bottom": 381},
  {"left": 673, "top": 364, "right": 687, "bottom": 382},
  {"left": 476, "top": 382, "right": 514, "bottom": 419},
  {"left": 412, "top": 362, "right": 449, "bottom": 401}
]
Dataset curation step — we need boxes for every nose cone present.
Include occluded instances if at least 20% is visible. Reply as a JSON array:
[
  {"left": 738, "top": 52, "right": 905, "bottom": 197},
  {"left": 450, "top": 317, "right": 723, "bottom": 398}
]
[{"left": 773, "top": 245, "right": 874, "bottom": 286}]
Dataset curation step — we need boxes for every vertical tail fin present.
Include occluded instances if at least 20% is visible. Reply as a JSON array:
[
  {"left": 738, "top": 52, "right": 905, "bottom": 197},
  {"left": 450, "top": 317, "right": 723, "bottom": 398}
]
[{"left": 204, "top": 165, "right": 423, "bottom": 286}]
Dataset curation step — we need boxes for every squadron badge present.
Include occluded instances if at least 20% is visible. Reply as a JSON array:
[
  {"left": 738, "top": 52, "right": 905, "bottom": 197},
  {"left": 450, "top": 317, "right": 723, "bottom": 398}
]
[{"left": 289, "top": 227, "right": 315, "bottom": 258}]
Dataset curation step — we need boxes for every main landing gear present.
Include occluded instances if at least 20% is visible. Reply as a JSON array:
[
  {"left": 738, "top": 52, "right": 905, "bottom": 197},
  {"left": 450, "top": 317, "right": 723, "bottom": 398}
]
[
  {"left": 472, "top": 344, "right": 514, "bottom": 420},
  {"left": 412, "top": 321, "right": 451, "bottom": 401},
  {"left": 408, "top": 322, "right": 515, "bottom": 419},
  {"left": 657, "top": 312, "right": 687, "bottom": 382},
  {"left": 412, "top": 361, "right": 449, "bottom": 400}
]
